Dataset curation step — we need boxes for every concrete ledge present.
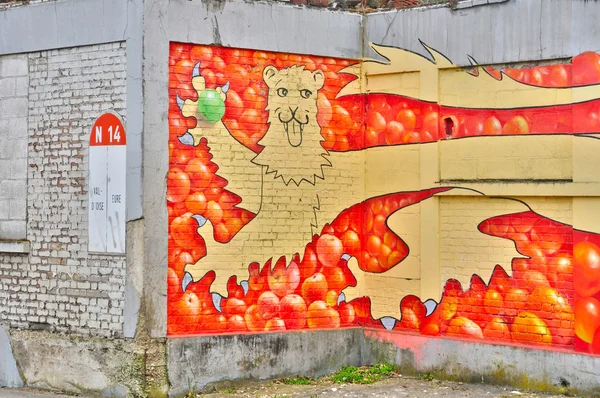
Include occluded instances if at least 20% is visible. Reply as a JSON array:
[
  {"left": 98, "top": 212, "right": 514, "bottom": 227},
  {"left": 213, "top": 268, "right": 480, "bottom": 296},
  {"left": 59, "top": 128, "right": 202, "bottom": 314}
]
[
  {"left": 166, "top": 327, "right": 600, "bottom": 396},
  {"left": 0, "top": 240, "right": 29, "bottom": 254},
  {"left": 7, "top": 330, "right": 146, "bottom": 396},
  {"left": 166, "top": 328, "right": 364, "bottom": 396},
  {"left": 363, "top": 328, "right": 600, "bottom": 395}
]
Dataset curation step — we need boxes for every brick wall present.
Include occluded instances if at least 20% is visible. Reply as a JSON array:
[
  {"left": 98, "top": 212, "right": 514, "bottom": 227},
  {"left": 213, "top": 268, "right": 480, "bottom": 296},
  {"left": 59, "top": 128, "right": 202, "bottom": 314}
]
[
  {"left": 0, "top": 55, "right": 28, "bottom": 240},
  {"left": 0, "top": 42, "right": 128, "bottom": 337}
]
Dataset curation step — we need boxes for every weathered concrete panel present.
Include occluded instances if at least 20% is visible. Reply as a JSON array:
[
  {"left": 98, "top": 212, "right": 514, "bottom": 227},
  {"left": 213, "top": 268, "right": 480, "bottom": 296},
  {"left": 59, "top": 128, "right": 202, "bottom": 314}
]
[
  {"left": 363, "top": 329, "right": 600, "bottom": 394},
  {"left": 10, "top": 333, "right": 109, "bottom": 392},
  {"left": 124, "top": 219, "right": 145, "bottom": 339},
  {"left": 143, "top": 0, "right": 170, "bottom": 338},
  {"left": 123, "top": 284, "right": 141, "bottom": 339},
  {"left": 167, "top": 329, "right": 363, "bottom": 396},
  {"left": 8, "top": 330, "right": 143, "bottom": 395},
  {"left": 125, "top": 0, "right": 144, "bottom": 222},
  {"left": 0, "top": 327, "right": 23, "bottom": 388},
  {"left": 166, "top": 0, "right": 362, "bottom": 59},
  {"left": 0, "top": 0, "right": 128, "bottom": 55},
  {"left": 365, "top": 0, "right": 600, "bottom": 66}
]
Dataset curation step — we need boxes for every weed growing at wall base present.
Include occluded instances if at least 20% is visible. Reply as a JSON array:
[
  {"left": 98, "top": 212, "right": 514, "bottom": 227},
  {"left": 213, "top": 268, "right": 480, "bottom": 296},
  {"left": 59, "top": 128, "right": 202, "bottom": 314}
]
[
  {"left": 330, "top": 362, "right": 396, "bottom": 384},
  {"left": 278, "top": 376, "right": 315, "bottom": 385}
]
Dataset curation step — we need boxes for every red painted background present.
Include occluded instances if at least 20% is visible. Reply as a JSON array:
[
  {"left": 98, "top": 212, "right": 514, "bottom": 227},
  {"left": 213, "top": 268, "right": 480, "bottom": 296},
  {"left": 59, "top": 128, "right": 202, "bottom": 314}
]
[{"left": 167, "top": 43, "right": 600, "bottom": 356}]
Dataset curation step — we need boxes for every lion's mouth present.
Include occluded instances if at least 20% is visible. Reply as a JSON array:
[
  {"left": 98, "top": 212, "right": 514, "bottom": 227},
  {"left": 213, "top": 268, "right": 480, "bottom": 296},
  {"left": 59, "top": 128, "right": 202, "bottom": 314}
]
[
  {"left": 279, "top": 112, "right": 309, "bottom": 148},
  {"left": 283, "top": 120, "right": 305, "bottom": 147}
]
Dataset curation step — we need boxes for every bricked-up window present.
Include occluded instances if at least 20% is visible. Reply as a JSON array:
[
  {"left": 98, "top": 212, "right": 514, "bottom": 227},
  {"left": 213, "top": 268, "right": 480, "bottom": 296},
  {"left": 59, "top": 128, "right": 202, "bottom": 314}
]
[{"left": 0, "top": 55, "right": 28, "bottom": 240}]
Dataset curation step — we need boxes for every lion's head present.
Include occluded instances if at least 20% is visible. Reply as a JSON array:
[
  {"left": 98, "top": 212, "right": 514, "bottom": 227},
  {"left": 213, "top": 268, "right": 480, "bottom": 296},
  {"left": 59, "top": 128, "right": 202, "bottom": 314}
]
[{"left": 252, "top": 65, "right": 331, "bottom": 186}]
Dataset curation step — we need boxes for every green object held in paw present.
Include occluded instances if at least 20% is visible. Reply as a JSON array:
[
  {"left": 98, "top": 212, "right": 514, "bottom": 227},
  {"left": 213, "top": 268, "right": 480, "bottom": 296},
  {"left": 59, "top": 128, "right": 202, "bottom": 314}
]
[{"left": 197, "top": 89, "right": 225, "bottom": 123}]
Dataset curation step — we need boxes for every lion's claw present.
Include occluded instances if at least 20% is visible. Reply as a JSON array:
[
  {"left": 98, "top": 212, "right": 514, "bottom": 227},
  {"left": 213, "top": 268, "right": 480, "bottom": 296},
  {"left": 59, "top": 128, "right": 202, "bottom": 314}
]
[
  {"left": 424, "top": 299, "right": 438, "bottom": 316},
  {"left": 178, "top": 132, "right": 195, "bottom": 146},
  {"left": 193, "top": 62, "right": 201, "bottom": 77},
  {"left": 176, "top": 94, "right": 185, "bottom": 110},
  {"left": 240, "top": 280, "right": 249, "bottom": 295},
  {"left": 182, "top": 271, "right": 193, "bottom": 292},
  {"left": 212, "top": 293, "right": 223, "bottom": 312},
  {"left": 380, "top": 316, "right": 397, "bottom": 330},
  {"left": 337, "top": 292, "right": 346, "bottom": 306},
  {"left": 192, "top": 214, "right": 207, "bottom": 227}
]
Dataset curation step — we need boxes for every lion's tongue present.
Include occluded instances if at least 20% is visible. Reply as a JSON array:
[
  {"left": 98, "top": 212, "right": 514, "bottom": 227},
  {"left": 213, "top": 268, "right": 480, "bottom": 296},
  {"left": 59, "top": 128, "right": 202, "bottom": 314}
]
[{"left": 285, "top": 121, "right": 304, "bottom": 147}]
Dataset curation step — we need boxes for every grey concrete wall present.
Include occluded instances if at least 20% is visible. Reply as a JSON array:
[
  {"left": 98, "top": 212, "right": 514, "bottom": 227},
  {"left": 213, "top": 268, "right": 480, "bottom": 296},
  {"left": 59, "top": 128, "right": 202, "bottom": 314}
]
[
  {"left": 142, "top": 0, "right": 363, "bottom": 337},
  {"left": 0, "top": 0, "right": 128, "bottom": 55},
  {"left": 365, "top": 0, "right": 600, "bottom": 66},
  {"left": 167, "top": 327, "right": 600, "bottom": 396},
  {"left": 0, "top": 0, "right": 143, "bottom": 222},
  {"left": 167, "top": 328, "right": 364, "bottom": 396},
  {"left": 124, "top": 0, "right": 144, "bottom": 223},
  {"left": 166, "top": 0, "right": 363, "bottom": 59},
  {"left": 363, "top": 329, "right": 600, "bottom": 394}
]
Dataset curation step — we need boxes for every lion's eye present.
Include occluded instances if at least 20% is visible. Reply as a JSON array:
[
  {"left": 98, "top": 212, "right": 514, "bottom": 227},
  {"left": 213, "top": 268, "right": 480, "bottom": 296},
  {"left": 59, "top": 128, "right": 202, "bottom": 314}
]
[
  {"left": 277, "top": 88, "right": 288, "bottom": 97},
  {"left": 300, "top": 89, "right": 312, "bottom": 99}
]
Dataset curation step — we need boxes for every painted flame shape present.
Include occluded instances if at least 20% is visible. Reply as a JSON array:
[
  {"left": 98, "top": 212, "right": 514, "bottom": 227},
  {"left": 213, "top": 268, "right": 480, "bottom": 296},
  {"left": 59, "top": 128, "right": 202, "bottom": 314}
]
[{"left": 337, "top": 41, "right": 600, "bottom": 109}]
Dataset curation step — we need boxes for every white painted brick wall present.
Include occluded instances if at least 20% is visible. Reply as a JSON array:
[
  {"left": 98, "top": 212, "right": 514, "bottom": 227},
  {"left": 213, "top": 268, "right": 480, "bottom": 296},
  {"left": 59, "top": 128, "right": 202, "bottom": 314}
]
[
  {"left": 0, "top": 42, "right": 127, "bottom": 338},
  {"left": 0, "top": 54, "right": 28, "bottom": 240}
]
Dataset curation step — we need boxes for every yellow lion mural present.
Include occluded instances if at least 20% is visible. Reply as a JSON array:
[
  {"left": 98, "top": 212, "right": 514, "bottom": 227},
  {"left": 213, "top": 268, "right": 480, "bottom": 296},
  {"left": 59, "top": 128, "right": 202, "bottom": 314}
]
[{"left": 177, "top": 63, "right": 421, "bottom": 299}]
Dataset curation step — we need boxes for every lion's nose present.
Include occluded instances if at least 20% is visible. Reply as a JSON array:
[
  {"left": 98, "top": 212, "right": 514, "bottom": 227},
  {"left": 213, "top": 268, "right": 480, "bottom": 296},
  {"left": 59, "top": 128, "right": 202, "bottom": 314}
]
[{"left": 289, "top": 106, "right": 298, "bottom": 116}]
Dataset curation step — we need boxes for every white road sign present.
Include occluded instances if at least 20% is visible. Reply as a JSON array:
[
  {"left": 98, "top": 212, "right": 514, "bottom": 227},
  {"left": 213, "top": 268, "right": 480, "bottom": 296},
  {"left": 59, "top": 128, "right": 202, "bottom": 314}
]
[{"left": 88, "top": 113, "right": 127, "bottom": 253}]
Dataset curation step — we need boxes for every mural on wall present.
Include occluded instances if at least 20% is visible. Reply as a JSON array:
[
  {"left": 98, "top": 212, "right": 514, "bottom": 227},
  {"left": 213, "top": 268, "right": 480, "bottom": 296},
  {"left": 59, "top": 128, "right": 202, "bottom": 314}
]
[{"left": 166, "top": 42, "right": 600, "bottom": 355}]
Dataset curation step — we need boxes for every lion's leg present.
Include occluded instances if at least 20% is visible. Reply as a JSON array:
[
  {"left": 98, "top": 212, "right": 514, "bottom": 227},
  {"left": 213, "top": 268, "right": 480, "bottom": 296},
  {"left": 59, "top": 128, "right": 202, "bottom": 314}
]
[
  {"left": 180, "top": 214, "right": 240, "bottom": 313},
  {"left": 340, "top": 255, "right": 439, "bottom": 330},
  {"left": 182, "top": 204, "right": 316, "bottom": 311},
  {"left": 182, "top": 214, "right": 248, "bottom": 298},
  {"left": 338, "top": 256, "right": 403, "bottom": 330},
  {"left": 181, "top": 210, "right": 286, "bottom": 295}
]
